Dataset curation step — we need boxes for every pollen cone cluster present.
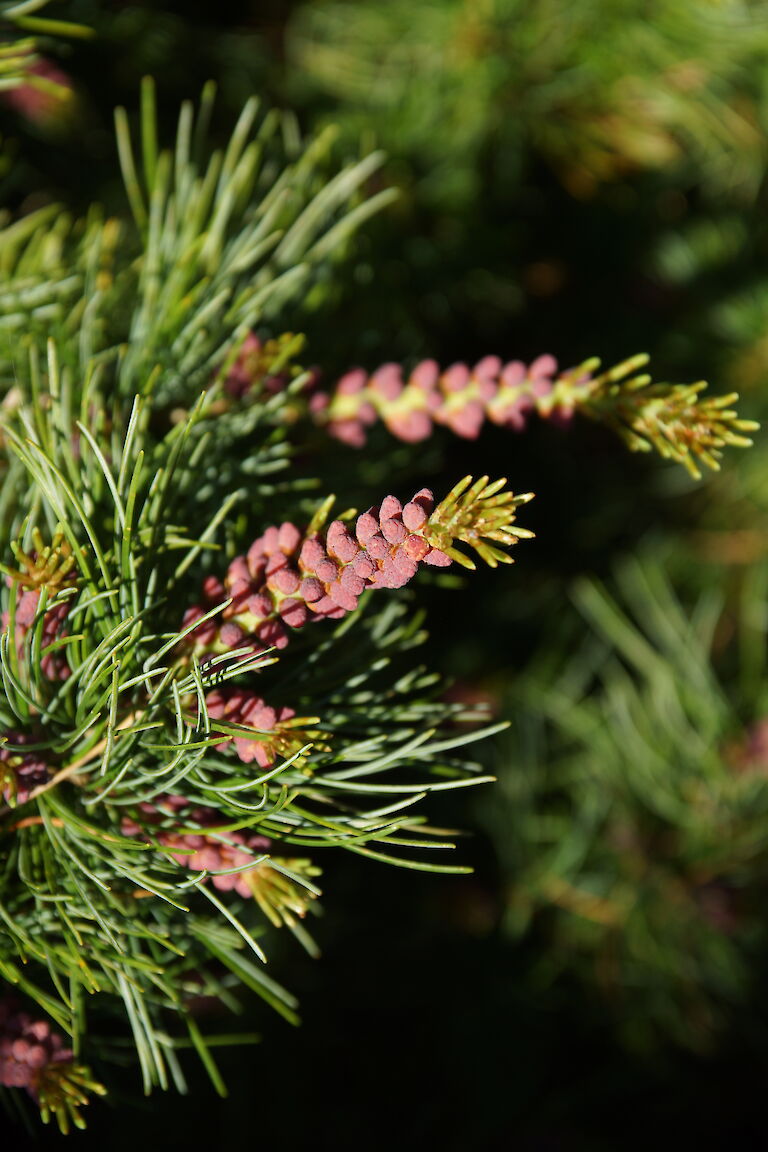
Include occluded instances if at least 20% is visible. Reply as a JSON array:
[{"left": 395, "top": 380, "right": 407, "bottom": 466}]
[{"left": 183, "top": 477, "right": 533, "bottom": 663}]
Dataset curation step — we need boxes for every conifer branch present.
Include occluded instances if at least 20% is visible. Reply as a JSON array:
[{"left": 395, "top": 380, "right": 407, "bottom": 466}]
[
  {"left": 0, "top": 54, "right": 758, "bottom": 1129},
  {"left": 0, "top": 998, "right": 104, "bottom": 1133},
  {"left": 183, "top": 475, "right": 532, "bottom": 663},
  {"left": 301, "top": 350, "right": 758, "bottom": 477},
  {"left": 0, "top": 83, "right": 528, "bottom": 1128}
]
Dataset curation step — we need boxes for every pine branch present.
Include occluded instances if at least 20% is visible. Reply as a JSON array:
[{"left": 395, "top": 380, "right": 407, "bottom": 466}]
[
  {"left": 0, "top": 998, "right": 105, "bottom": 1133},
  {"left": 0, "top": 60, "right": 758, "bottom": 1127},
  {"left": 0, "top": 248, "right": 523, "bottom": 1127},
  {"left": 0, "top": 83, "right": 524, "bottom": 1127},
  {"left": 0, "top": 77, "right": 393, "bottom": 417},
  {"left": 302, "top": 350, "right": 758, "bottom": 478},
  {"left": 182, "top": 474, "right": 532, "bottom": 663}
]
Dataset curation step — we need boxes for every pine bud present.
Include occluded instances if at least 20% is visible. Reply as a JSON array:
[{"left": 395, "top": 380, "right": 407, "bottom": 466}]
[
  {"left": 205, "top": 688, "right": 314, "bottom": 767},
  {"left": 182, "top": 477, "right": 532, "bottom": 660},
  {"left": 0, "top": 731, "right": 48, "bottom": 805},
  {"left": 0, "top": 999, "right": 103, "bottom": 1132},
  {"left": 0, "top": 1001, "right": 72, "bottom": 1093},
  {"left": 304, "top": 350, "right": 757, "bottom": 476},
  {"left": 2, "top": 530, "right": 78, "bottom": 681}
]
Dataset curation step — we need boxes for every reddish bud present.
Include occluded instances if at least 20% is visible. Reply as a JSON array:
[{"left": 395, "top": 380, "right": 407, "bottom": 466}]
[
  {"left": 328, "top": 582, "right": 359, "bottom": 611},
  {"left": 266, "top": 551, "right": 288, "bottom": 576},
  {"left": 256, "top": 619, "right": 288, "bottom": 649},
  {"left": 403, "top": 534, "right": 430, "bottom": 561},
  {"left": 492, "top": 394, "right": 533, "bottom": 430},
  {"left": 312, "top": 558, "right": 336, "bottom": 583},
  {"left": 310, "top": 595, "right": 346, "bottom": 618},
  {"left": 410, "top": 359, "right": 440, "bottom": 388},
  {"left": 300, "top": 537, "right": 326, "bottom": 572},
  {"left": 15, "top": 590, "right": 39, "bottom": 628},
  {"left": 202, "top": 575, "right": 225, "bottom": 602},
  {"left": 530, "top": 376, "right": 553, "bottom": 398},
  {"left": 378, "top": 556, "right": 405, "bottom": 588},
  {"left": 246, "top": 539, "right": 266, "bottom": 574},
  {"left": 380, "top": 518, "right": 407, "bottom": 545},
  {"left": 220, "top": 622, "right": 245, "bottom": 648},
  {"left": 355, "top": 510, "right": 380, "bottom": 546},
  {"left": 227, "top": 577, "right": 251, "bottom": 602},
  {"left": 424, "top": 548, "right": 452, "bottom": 567},
  {"left": 330, "top": 419, "right": 367, "bottom": 446},
  {"left": 269, "top": 567, "right": 300, "bottom": 595},
  {"left": 227, "top": 555, "right": 249, "bottom": 585},
  {"left": 402, "top": 501, "right": 428, "bottom": 531},
  {"left": 501, "top": 360, "right": 526, "bottom": 387},
  {"left": 412, "top": 488, "right": 435, "bottom": 515},
  {"left": 327, "top": 520, "right": 358, "bottom": 562},
  {"left": 309, "top": 391, "right": 329, "bottom": 413},
  {"left": 446, "top": 401, "right": 485, "bottom": 439},
  {"left": 340, "top": 568, "right": 365, "bottom": 596},
  {"left": 474, "top": 355, "right": 502, "bottom": 379},
  {"left": 247, "top": 592, "right": 273, "bottom": 619},
  {"left": 279, "top": 598, "right": 309, "bottom": 627},
  {"left": 365, "top": 534, "right": 390, "bottom": 560},
  {"left": 251, "top": 704, "right": 277, "bottom": 730},
  {"left": 278, "top": 522, "right": 302, "bottom": 554},
  {"left": 352, "top": 553, "right": 377, "bottom": 580},
  {"left": 392, "top": 552, "right": 418, "bottom": 581},
  {"left": 369, "top": 568, "right": 395, "bottom": 589},
  {"left": 379, "top": 495, "right": 403, "bottom": 521},
  {"left": 262, "top": 526, "right": 280, "bottom": 556},
  {"left": 442, "top": 363, "right": 471, "bottom": 392},
  {"left": 299, "top": 577, "right": 324, "bottom": 603},
  {"left": 337, "top": 368, "right": 367, "bottom": 395},
  {"left": 205, "top": 691, "right": 227, "bottom": 718},
  {"left": 370, "top": 363, "right": 403, "bottom": 400},
  {"left": 530, "top": 353, "right": 557, "bottom": 379},
  {"left": 386, "top": 411, "right": 433, "bottom": 442}
]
